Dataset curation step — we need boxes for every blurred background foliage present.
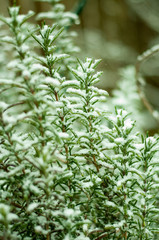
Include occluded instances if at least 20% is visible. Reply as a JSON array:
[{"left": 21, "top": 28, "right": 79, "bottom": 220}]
[{"left": 1, "top": 0, "right": 159, "bottom": 132}]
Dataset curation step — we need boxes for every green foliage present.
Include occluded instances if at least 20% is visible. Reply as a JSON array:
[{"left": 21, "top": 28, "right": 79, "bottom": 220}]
[{"left": 0, "top": 1, "right": 159, "bottom": 240}]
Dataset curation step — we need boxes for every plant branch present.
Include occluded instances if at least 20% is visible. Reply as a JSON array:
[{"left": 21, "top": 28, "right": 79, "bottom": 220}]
[{"left": 135, "top": 45, "right": 159, "bottom": 123}]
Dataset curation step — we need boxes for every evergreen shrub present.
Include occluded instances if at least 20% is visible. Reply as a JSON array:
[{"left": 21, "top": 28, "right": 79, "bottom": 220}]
[{"left": 0, "top": 1, "right": 159, "bottom": 239}]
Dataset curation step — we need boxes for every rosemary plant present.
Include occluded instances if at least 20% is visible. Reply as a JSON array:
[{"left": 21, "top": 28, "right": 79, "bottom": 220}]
[{"left": 0, "top": 1, "right": 159, "bottom": 240}]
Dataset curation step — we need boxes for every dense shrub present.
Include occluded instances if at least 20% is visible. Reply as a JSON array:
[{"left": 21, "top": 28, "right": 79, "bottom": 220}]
[{"left": 0, "top": 1, "right": 159, "bottom": 239}]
